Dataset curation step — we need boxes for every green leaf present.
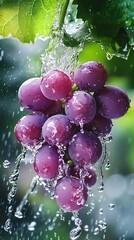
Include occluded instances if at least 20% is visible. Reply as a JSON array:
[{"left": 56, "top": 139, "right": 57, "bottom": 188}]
[
  {"left": 0, "top": 0, "right": 64, "bottom": 43},
  {"left": 73, "top": 0, "right": 134, "bottom": 58}
]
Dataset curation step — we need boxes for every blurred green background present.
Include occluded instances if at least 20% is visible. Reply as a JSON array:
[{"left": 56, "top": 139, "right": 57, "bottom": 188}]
[{"left": 0, "top": 37, "right": 134, "bottom": 240}]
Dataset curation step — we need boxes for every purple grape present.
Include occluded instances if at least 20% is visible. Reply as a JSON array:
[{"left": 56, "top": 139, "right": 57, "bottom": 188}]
[
  {"left": 42, "top": 114, "right": 73, "bottom": 146},
  {"left": 67, "top": 165, "right": 97, "bottom": 188},
  {"left": 14, "top": 114, "right": 47, "bottom": 147},
  {"left": 74, "top": 61, "right": 107, "bottom": 92},
  {"left": 33, "top": 144, "right": 59, "bottom": 179},
  {"left": 84, "top": 167, "right": 97, "bottom": 188},
  {"left": 68, "top": 132, "right": 102, "bottom": 166},
  {"left": 84, "top": 113, "right": 113, "bottom": 136},
  {"left": 54, "top": 176, "right": 88, "bottom": 212},
  {"left": 18, "top": 77, "right": 53, "bottom": 112},
  {"left": 94, "top": 85, "right": 130, "bottom": 119},
  {"left": 40, "top": 70, "right": 72, "bottom": 100},
  {"left": 65, "top": 91, "right": 96, "bottom": 125}
]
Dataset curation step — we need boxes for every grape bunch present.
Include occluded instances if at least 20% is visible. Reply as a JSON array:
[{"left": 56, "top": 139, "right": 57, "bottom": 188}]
[{"left": 14, "top": 61, "right": 130, "bottom": 212}]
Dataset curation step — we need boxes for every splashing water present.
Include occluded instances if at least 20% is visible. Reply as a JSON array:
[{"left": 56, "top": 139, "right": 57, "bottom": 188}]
[
  {"left": 4, "top": 147, "right": 26, "bottom": 233},
  {"left": 70, "top": 212, "right": 82, "bottom": 240},
  {"left": 15, "top": 176, "right": 39, "bottom": 219},
  {"left": 40, "top": 31, "right": 82, "bottom": 76},
  {"left": 98, "top": 136, "right": 112, "bottom": 193}
]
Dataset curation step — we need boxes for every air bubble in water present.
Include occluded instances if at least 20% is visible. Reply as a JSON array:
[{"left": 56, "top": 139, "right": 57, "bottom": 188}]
[{"left": 3, "top": 159, "right": 10, "bottom": 168}]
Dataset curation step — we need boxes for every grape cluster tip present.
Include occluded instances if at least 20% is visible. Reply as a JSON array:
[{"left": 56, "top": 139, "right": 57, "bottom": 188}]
[{"left": 14, "top": 61, "right": 130, "bottom": 212}]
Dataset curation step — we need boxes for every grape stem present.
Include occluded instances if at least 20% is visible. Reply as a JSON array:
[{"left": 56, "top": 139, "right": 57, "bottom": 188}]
[{"left": 59, "top": 0, "right": 70, "bottom": 30}]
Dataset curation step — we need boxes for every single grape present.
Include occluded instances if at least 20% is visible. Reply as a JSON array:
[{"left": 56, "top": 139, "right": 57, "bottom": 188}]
[
  {"left": 68, "top": 132, "right": 102, "bottom": 166},
  {"left": 74, "top": 61, "right": 107, "bottom": 92},
  {"left": 94, "top": 85, "right": 130, "bottom": 119},
  {"left": 67, "top": 165, "right": 97, "bottom": 188},
  {"left": 54, "top": 176, "right": 88, "bottom": 212},
  {"left": 18, "top": 77, "right": 53, "bottom": 112},
  {"left": 40, "top": 69, "right": 72, "bottom": 100},
  {"left": 33, "top": 144, "right": 59, "bottom": 179},
  {"left": 14, "top": 114, "right": 47, "bottom": 147},
  {"left": 42, "top": 114, "right": 73, "bottom": 146},
  {"left": 84, "top": 114, "right": 113, "bottom": 137},
  {"left": 65, "top": 91, "right": 96, "bottom": 125}
]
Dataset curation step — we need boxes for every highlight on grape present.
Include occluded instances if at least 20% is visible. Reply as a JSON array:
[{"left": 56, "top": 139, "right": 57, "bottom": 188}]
[{"left": 14, "top": 60, "right": 130, "bottom": 212}]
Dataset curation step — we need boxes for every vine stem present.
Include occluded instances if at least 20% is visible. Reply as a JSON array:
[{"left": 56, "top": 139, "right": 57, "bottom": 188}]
[{"left": 59, "top": 0, "right": 70, "bottom": 30}]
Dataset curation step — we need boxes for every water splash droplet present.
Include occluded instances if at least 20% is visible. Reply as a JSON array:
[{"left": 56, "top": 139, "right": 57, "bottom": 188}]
[
  {"left": 98, "top": 220, "right": 107, "bottom": 230},
  {"left": 98, "top": 184, "right": 104, "bottom": 192},
  {"left": 28, "top": 221, "right": 36, "bottom": 231},
  {"left": 70, "top": 227, "right": 82, "bottom": 240},
  {"left": 105, "top": 161, "right": 111, "bottom": 170},
  {"left": 15, "top": 210, "right": 23, "bottom": 219},
  {"left": 99, "top": 208, "right": 103, "bottom": 215},
  {"left": 109, "top": 203, "right": 115, "bottom": 210},
  {"left": 84, "top": 225, "right": 89, "bottom": 232},
  {"left": 94, "top": 227, "right": 99, "bottom": 235},
  {"left": 3, "top": 160, "right": 10, "bottom": 168},
  {"left": 106, "top": 52, "right": 113, "bottom": 60},
  {"left": 4, "top": 219, "right": 12, "bottom": 234},
  {"left": 20, "top": 106, "right": 24, "bottom": 112}
]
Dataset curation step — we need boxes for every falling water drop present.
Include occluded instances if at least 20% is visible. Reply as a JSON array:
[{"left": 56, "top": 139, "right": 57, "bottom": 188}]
[
  {"left": 98, "top": 220, "right": 107, "bottom": 230},
  {"left": 105, "top": 160, "right": 111, "bottom": 170},
  {"left": 94, "top": 227, "right": 99, "bottom": 235},
  {"left": 70, "top": 227, "right": 82, "bottom": 240},
  {"left": 106, "top": 52, "right": 113, "bottom": 60},
  {"left": 109, "top": 203, "right": 115, "bottom": 210},
  {"left": 99, "top": 208, "right": 103, "bottom": 215},
  {"left": 3, "top": 159, "right": 10, "bottom": 168},
  {"left": 84, "top": 225, "right": 89, "bottom": 232},
  {"left": 4, "top": 219, "right": 12, "bottom": 234},
  {"left": 28, "top": 221, "right": 36, "bottom": 231},
  {"left": 15, "top": 210, "right": 23, "bottom": 219}
]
